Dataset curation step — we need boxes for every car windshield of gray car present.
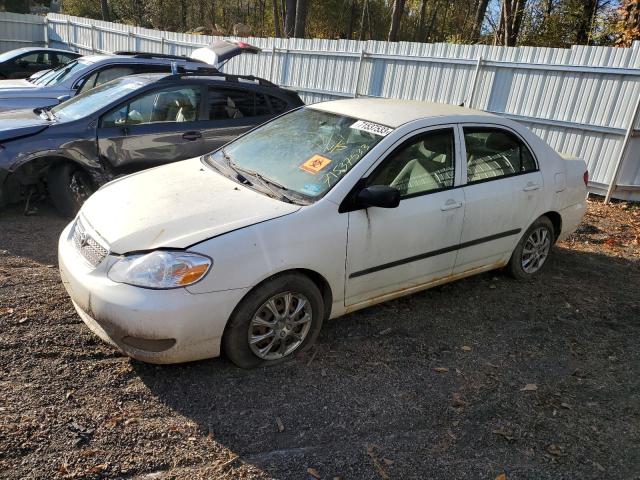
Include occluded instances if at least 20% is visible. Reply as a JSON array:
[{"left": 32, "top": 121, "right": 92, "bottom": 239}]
[
  {"left": 36, "top": 59, "right": 92, "bottom": 87},
  {"left": 205, "top": 107, "right": 389, "bottom": 200},
  {"left": 50, "top": 78, "right": 146, "bottom": 121}
]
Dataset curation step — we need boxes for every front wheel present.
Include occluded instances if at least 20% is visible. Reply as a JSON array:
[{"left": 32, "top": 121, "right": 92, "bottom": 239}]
[
  {"left": 507, "top": 216, "right": 555, "bottom": 280},
  {"left": 223, "top": 273, "right": 324, "bottom": 369},
  {"left": 47, "top": 163, "right": 95, "bottom": 218}
]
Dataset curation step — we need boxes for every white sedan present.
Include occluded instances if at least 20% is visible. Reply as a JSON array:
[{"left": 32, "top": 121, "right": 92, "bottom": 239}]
[{"left": 58, "top": 99, "right": 588, "bottom": 368}]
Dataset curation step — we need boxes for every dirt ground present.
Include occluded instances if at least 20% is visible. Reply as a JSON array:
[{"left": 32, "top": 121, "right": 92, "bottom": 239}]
[{"left": 1, "top": 197, "right": 639, "bottom": 480}]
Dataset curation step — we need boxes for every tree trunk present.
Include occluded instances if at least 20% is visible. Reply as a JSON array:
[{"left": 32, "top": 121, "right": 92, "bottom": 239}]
[
  {"left": 359, "top": 0, "right": 368, "bottom": 40},
  {"left": 495, "top": 0, "right": 525, "bottom": 46},
  {"left": 415, "top": 0, "right": 428, "bottom": 41},
  {"left": 284, "top": 0, "right": 296, "bottom": 37},
  {"left": 471, "top": 0, "right": 489, "bottom": 42},
  {"left": 100, "top": 0, "right": 110, "bottom": 21},
  {"left": 575, "top": 0, "right": 598, "bottom": 45},
  {"left": 293, "top": 0, "right": 308, "bottom": 37},
  {"left": 388, "top": 0, "right": 406, "bottom": 42},
  {"left": 346, "top": 0, "right": 357, "bottom": 39},
  {"left": 272, "top": 0, "right": 282, "bottom": 36}
]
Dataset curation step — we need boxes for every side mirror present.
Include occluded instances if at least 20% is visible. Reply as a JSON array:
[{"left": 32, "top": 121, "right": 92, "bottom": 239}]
[
  {"left": 356, "top": 185, "right": 400, "bottom": 209},
  {"left": 57, "top": 94, "right": 71, "bottom": 103}
]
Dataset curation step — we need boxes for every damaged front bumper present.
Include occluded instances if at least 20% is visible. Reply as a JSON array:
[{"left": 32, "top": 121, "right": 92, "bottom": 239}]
[{"left": 57, "top": 221, "right": 248, "bottom": 364}]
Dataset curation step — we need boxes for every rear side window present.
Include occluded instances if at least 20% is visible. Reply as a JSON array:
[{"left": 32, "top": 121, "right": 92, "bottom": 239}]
[
  {"left": 208, "top": 88, "right": 254, "bottom": 120},
  {"left": 79, "top": 66, "right": 136, "bottom": 93},
  {"left": 464, "top": 128, "right": 537, "bottom": 184},
  {"left": 56, "top": 53, "right": 77, "bottom": 65},
  {"left": 267, "top": 95, "right": 289, "bottom": 114}
]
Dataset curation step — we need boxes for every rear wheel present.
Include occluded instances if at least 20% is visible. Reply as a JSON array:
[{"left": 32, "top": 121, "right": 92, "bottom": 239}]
[
  {"left": 223, "top": 273, "right": 324, "bottom": 369},
  {"left": 47, "top": 163, "right": 95, "bottom": 217},
  {"left": 507, "top": 216, "right": 554, "bottom": 280}
]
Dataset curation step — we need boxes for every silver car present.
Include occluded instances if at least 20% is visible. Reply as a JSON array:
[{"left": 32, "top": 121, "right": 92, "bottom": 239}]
[{"left": 0, "top": 41, "right": 260, "bottom": 113}]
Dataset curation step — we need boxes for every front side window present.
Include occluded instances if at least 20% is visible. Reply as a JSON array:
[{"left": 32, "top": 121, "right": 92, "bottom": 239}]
[
  {"left": 56, "top": 53, "right": 77, "bottom": 64},
  {"left": 368, "top": 129, "right": 455, "bottom": 197},
  {"left": 101, "top": 86, "right": 202, "bottom": 127},
  {"left": 464, "top": 128, "right": 537, "bottom": 184},
  {"left": 78, "top": 66, "right": 136, "bottom": 93},
  {"left": 17, "top": 52, "right": 52, "bottom": 66},
  {"left": 206, "top": 107, "right": 389, "bottom": 199}
]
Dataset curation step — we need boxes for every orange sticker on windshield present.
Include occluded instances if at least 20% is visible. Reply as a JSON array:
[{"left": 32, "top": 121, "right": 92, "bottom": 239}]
[{"left": 300, "top": 154, "right": 332, "bottom": 174}]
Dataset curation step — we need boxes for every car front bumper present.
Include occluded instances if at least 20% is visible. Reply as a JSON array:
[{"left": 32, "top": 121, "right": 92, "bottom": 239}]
[{"left": 58, "top": 221, "right": 248, "bottom": 364}]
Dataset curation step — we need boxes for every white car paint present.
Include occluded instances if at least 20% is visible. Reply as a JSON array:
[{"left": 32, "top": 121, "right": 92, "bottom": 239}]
[{"left": 58, "top": 99, "right": 588, "bottom": 364}]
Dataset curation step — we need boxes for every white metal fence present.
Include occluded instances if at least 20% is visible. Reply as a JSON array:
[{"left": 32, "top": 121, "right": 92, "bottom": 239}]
[
  {"left": 1, "top": 12, "right": 639, "bottom": 201},
  {"left": 0, "top": 11, "right": 46, "bottom": 52}
]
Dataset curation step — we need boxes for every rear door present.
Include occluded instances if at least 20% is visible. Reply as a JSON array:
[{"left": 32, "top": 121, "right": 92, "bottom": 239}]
[
  {"left": 453, "top": 125, "right": 544, "bottom": 274},
  {"left": 199, "top": 86, "right": 275, "bottom": 151},
  {"left": 97, "top": 84, "right": 208, "bottom": 173}
]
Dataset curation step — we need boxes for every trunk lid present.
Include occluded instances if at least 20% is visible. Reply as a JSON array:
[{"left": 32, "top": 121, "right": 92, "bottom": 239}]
[{"left": 189, "top": 40, "right": 261, "bottom": 68}]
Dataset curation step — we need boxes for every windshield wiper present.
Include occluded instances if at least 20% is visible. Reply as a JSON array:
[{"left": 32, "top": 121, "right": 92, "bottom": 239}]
[{"left": 220, "top": 149, "right": 298, "bottom": 204}]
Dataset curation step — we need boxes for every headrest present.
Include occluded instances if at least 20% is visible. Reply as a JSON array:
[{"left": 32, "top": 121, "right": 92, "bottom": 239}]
[{"left": 485, "top": 132, "right": 518, "bottom": 152}]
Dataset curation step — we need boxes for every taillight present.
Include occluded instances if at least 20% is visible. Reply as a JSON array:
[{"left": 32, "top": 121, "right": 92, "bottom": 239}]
[{"left": 583, "top": 170, "right": 589, "bottom": 187}]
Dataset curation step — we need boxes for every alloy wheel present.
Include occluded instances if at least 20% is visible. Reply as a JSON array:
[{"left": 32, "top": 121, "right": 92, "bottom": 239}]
[
  {"left": 521, "top": 227, "right": 551, "bottom": 274},
  {"left": 248, "top": 292, "right": 312, "bottom": 360}
]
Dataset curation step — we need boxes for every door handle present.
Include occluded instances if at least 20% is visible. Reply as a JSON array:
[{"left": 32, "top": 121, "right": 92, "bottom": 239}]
[
  {"left": 182, "top": 131, "right": 202, "bottom": 141},
  {"left": 441, "top": 200, "right": 463, "bottom": 211},
  {"left": 523, "top": 182, "right": 541, "bottom": 192}
]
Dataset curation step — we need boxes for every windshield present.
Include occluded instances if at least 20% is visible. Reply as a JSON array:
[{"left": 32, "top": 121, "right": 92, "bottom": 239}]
[
  {"left": 50, "top": 78, "right": 146, "bottom": 121},
  {"left": 206, "top": 107, "right": 389, "bottom": 199},
  {"left": 36, "top": 59, "right": 91, "bottom": 86}
]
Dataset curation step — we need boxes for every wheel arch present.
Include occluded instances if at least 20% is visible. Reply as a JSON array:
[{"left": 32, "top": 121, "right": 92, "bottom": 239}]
[{"left": 540, "top": 211, "right": 562, "bottom": 243}]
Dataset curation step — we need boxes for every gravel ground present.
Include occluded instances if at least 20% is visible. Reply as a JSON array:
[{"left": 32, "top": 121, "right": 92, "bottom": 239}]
[{"left": 1, "top": 197, "right": 639, "bottom": 480}]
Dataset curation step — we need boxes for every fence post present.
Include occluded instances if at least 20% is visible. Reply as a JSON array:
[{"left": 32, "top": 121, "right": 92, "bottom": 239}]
[
  {"left": 43, "top": 16, "right": 49, "bottom": 47},
  {"left": 129, "top": 30, "right": 135, "bottom": 51},
  {"left": 604, "top": 86, "right": 640, "bottom": 203},
  {"left": 160, "top": 35, "right": 165, "bottom": 54},
  {"left": 66, "top": 18, "right": 71, "bottom": 47},
  {"left": 467, "top": 56, "right": 483, "bottom": 108},
  {"left": 352, "top": 46, "right": 365, "bottom": 98},
  {"left": 280, "top": 38, "right": 290, "bottom": 86},
  {"left": 269, "top": 42, "right": 277, "bottom": 83},
  {"left": 90, "top": 24, "right": 96, "bottom": 53}
]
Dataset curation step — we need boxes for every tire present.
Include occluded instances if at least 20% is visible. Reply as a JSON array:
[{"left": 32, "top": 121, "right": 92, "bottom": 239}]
[
  {"left": 507, "top": 216, "right": 555, "bottom": 280},
  {"left": 47, "top": 163, "right": 95, "bottom": 218},
  {"left": 222, "top": 273, "right": 324, "bottom": 369}
]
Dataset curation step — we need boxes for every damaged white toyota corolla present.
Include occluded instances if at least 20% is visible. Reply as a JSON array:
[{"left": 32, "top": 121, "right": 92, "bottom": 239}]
[{"left": 58, "top": 99, "right": 588, "bottom": 368}]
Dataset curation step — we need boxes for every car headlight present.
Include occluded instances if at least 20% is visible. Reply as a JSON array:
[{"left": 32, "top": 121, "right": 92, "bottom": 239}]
[{"left": 108, "top": 250, "right": 211, "bottom": 289}]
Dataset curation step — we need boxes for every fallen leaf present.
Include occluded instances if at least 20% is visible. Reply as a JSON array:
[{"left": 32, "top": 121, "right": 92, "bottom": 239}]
[
  {"left": 433, "top": 367, "right": 449, "bottom": 373},
  {"left": 461, "top": 345, "right": 472, "bottom": 352},
  {"left": 124, "top": 418, "right": 139, "bottom": 426},
  {"left": 451, "top": 392, "right": 468, "bottom": 408},
  {"left": 492, "top": 428, "right": 515, "bottom": 441},
  {"left": 495, "top": 474, "right": 507, "bottom": 480},
  {"left": 520, "top": 383, "right": 538, "bottom": 391},
  {"left": 378, "top": 328, "right": 392, "bottom": 335},
  {"left": 276, "top": 417, "right": 285, "bottom": 432},
  {"left": 383, "top": 458, "right": 394, "bottom": 465},
  {"left": 307, "top": 467, "right": 321, "bottom": 479}
]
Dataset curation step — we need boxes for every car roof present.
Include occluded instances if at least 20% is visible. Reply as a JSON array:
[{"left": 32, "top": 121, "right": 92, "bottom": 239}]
[
  {"left": 119, "top": 72, "right": 282, "bottom": 90},
  {"left": 309, "top": 98, "right": 495, "bottom": 128},
  {"left": 5, "top": 47, "right": 79, "bottom": 56}
]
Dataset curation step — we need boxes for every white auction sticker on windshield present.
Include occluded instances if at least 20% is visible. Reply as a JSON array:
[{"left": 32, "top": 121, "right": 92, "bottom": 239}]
[{"left": 350, "top": 120, "right": 393, "bottom": 137}]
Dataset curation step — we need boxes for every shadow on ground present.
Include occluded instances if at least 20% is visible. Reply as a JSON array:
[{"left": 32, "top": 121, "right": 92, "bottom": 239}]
[{"left": 131, "top": 247, "right": 640, "bottom": 479}]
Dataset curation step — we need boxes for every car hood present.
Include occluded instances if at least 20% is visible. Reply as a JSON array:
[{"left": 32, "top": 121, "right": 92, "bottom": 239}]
[
  {"left": 0, "top": 109, "right": 48, "bottom": 142},
  {"left": 80, "top": 157, "right": 301, "bottom": 253},
  {"left": 0, "top": 79, "right": 37, "bottom": 95}
]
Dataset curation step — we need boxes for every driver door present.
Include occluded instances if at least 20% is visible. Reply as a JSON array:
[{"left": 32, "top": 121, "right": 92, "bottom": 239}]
[
  {"left": 97, "top": 85, "right": 206, "bottom": 173},
  {"left": 344, "top": 126, "right": 465, "bottom": 307}
]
